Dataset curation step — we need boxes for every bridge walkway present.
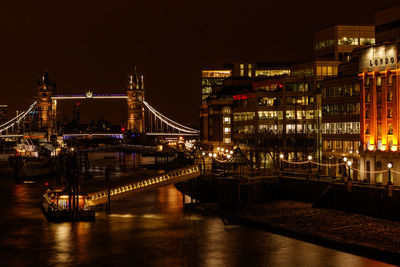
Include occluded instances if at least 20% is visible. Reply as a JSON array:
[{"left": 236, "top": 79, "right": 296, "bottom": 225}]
[{"left": 88, "top": 165, "right": 200, "bottom": 206}]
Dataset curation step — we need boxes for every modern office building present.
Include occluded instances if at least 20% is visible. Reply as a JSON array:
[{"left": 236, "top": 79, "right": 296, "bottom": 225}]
[
  {"left": 200, "top": 59, "right": 340, "bottom": 168},
  {"left": 320, "top": 52, "right": 362, "bottom": 178},
  {"left": 201, "top": 62, "right": 292, "bottom": 102},
  {"left": 375, "top": 3, "right": 400, "bottom": 43},
  {"left": 314, "top": 25, "right": 375, "bottom": 62}
]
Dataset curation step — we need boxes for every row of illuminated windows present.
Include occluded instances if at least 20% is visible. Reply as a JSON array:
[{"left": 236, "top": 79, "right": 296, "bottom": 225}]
[
  {"left": 321, "top": 122, "right": 360, "bottom": 134},
  {"left": 322, "top": 103, "right": 360, "bottom": 116},
  {"left": 314, "top": 38, "right": 375, "bottom": 50},
  {"left": 255, "top": 83, "right": 283, "bottom": 91},
  {"left": 314, "top": 39, "right": 335, "bottom": 50},
  {"left": 255, "top": 69, "right": 290, "bottom": 77},
  {"left": 258, "top": 97, "right": 280, "bottom": 106},
  {"left": 365, "top": 123, "right": 394, "bottom": 135},
  {"left": 233, "top": 110, "right": 315, "bottom": 121},
  {"left": 365, "top": 107, "right": 393, "bottom": 119},
  {"left": 285, "top": 110, "right": 315, "bottom": 120},
  {"left": 286, "top": 124, "right": 316, "bottom": 134},
  {"left": 291, "top": 68, "right": 314, "bottom": 77},
  {"left": 201, "top": 70, "right": 231, "bottom": 78},
  {"left": 286, "top": 82, "right": 312, "bottom": 92},
  {"left": 223, "top": 137, "right": 231, "bottom": 144},
  {"left": 364, "top": 75, "right": 394, "bottom": 86},
  {"left": 316, "top": 66, "right": 338, "bottom": 76},
  {"left": 365, "top": 90, "right": 393, "bottom": 104},
  {"left": 322, "top": 140, "right": 360, "bottom": 153},
  {"left": 233, "top": 125, "right": 255, "bottom": 134},
  {"left": 337, "top": 37, "right": 375, "bottom": 46},
  {"left": 233, "top": 112, "right": 256, "bottom": 121},
  {"left": 286, "top": 96, "right": 315, "bottom": 106},
  {"left": 322, "top": 83, "right": 360, "bottom": 98}
]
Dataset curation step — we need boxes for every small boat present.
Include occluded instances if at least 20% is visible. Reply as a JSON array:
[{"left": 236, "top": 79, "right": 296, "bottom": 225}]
[
  {"left": 9, "top": 138, "right": 60, "bottom": 180},
  {"left": 42, "top": 188, "right": 95, "bottom": 221}
]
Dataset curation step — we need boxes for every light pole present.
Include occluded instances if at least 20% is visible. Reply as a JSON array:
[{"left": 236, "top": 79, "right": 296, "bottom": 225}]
[
  {"left": 343, "top": 157, "right": 348, "bottom": 179},
  {"left": 388, "top": 162, "right": 393, "bottom": 185},
  {"left": 280, "top": 154, "right": 284, "bottom": 172},
  {"left": 308, "top": 155, "right": 312, "bottom": 178},
  {"left": 347, "top": 160, "right": 352, "bottom": 181}
]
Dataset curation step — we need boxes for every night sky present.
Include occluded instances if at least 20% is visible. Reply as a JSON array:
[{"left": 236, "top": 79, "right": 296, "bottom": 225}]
[{"left": 0, "top": 0, "right": 399, "bottom": 125}]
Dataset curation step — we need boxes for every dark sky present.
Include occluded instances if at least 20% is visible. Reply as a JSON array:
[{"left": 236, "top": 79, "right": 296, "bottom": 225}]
[{"left": 0, "top": 0, "right": 399, "bottom": 125}]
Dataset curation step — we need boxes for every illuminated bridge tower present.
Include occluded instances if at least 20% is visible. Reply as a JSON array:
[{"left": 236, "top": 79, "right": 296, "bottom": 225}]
[
  {"left": 126, "top": 67, "right": 145, "bottom": 133},
  {"left": 37, "top": 71, "right": 56, "bottom": 134}
]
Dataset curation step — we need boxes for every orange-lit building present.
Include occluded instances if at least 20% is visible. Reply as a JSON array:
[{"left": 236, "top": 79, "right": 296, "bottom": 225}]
[{"left": 359, "top": 43, "right": 400, "bottom": 184}]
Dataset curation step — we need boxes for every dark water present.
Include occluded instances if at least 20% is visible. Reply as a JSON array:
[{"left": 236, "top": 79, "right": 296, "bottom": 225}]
[{"left": 0, "top": 154, "right": 395, "bottom": 266}]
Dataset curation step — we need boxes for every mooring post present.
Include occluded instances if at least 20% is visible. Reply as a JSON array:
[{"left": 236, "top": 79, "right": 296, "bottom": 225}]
[{"left": 105, "top": 168, "right": 111, "bottom": 213}]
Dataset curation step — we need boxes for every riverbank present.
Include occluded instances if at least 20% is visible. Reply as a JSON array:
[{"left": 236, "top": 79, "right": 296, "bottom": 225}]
[{"left": 191, "top": 201, "right": 400, "bottom": 265}]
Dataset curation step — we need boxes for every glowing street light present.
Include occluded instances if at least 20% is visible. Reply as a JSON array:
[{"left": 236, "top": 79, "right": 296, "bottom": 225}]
[
  {"left": 208, "top": 153, "right": 212, "bottom": 158},
  {"left": 346, "top": 160, "right": 352, "bottom": 181},
  {"left": 388, "top": 162, "right": 393, "bottom": 185}
]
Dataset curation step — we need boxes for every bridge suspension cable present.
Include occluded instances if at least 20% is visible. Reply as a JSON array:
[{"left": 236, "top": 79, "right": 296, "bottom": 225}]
[
  {"left": 143, "top": 101, "right": 199, "bottom": 134},
  {"left": 0, "top": 101, "right": 37, "bottom": 135}
]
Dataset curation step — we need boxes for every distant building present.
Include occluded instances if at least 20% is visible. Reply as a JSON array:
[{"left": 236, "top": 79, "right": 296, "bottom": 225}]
[
  {"left": 200, "top": 59, "right": 339, "bottom": 167},
  {"left": 375, "top": 3, "right": 400, "bottom": 42},
  {"left": 201, "top": 62, "right": 292, "bottom": 102},
  {"left": 320, "top": 52, "right": 362, "bottom": 178},
  {"left": 314, "top": 25, "right": 375, "bottom": 62},
  {"left": 0, "top": 105, "right": 7, "bottom": 123}
]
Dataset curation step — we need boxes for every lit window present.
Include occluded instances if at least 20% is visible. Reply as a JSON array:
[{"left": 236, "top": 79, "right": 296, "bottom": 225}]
[
  {"left": 388, "top": 91, "right": 393, "bottom": 101},
  {"left": 223, "top": 138, "right": 231, "bottom": 144},
  {"left": 224, "top": 127, "right": 231, "bottom": 133},
  {"left": 388, "top": 124, "right": 394, "bottom": 135},
  {"left": 223, "top": 117, "right": 231, "bottom": 124}
]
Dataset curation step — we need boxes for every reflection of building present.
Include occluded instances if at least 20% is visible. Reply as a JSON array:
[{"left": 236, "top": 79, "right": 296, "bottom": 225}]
[
  {"left": 0, "top": 105, "right": 7, "bottom": 123},
  {"left": 375, "top": 4, "right": 400, "bottom": 42},
  {"left": 314, "top": 25, "right": 375, "bottom": 62},
  {"left": 359, "top": 43, "right": 399, "bottom": 184}
]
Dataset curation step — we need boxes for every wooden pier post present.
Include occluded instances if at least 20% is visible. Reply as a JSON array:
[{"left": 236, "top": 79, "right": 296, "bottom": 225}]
[{"left": 105, "top": 168, "right": 111, "bottom": 213}]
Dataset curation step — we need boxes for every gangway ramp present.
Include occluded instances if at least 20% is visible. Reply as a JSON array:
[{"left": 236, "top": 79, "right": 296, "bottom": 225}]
[{"left": 88, "top": 165, "right": 200, "bottom": 205}]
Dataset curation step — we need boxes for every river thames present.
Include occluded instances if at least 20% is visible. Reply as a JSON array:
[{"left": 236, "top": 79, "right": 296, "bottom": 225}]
[{"left": 0, "top": 153, "right": 395, "bottom": 266}]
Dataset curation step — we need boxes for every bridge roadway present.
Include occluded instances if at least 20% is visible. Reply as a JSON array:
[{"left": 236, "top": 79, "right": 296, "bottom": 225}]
[{"left": 88, "top": 165, "right": 200, "bottom": 206}]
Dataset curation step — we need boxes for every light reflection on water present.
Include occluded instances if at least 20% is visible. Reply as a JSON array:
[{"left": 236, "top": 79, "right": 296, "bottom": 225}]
[{"left": 0, "top": 169, "right": 396, "bottom": 266}]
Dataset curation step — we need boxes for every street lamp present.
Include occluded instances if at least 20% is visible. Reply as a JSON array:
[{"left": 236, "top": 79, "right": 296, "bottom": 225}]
[
  {"left": 347, "top": 160, "right": 352, "bottom": 181},
  {"left": 208, "top": 153, "right": 212, "bottom": 158},
  {"left": 280, "top": 154, "right": 284, "bottom": 171},
  {"left": 343, "top": 157, "right": 348, "bottom": 179},
  {"left": 388, "top": 162, "right": 393, "bottom": 185},
  {"left": 308, "top": 155, "right": 312, "bottom": 178}
]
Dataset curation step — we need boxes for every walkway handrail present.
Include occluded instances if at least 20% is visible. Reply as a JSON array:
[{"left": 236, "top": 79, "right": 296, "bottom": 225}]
[{"left": 88, "top": 165, "right": 200, "bottom": 203}]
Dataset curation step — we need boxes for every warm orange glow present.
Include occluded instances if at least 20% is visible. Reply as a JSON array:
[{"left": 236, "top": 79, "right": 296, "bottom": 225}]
[
  {"left": 368, "top": 144, "right": 375, "bottom": 151},
  {"left": 391, "top": 145, "right": 398, "bottom": 152},
  {"left": 380, "top": 145, "right": 387, "bottom": 151}
]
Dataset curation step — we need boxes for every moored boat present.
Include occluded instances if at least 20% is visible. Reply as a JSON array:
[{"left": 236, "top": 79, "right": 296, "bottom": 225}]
[{"left": 42, "top": 188, "right": 95, "bottom": 221}]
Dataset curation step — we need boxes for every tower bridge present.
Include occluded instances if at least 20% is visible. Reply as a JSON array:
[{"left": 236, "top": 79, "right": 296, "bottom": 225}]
[{"left": 0, "top": 68, "right": 199, "bottom": 139}]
